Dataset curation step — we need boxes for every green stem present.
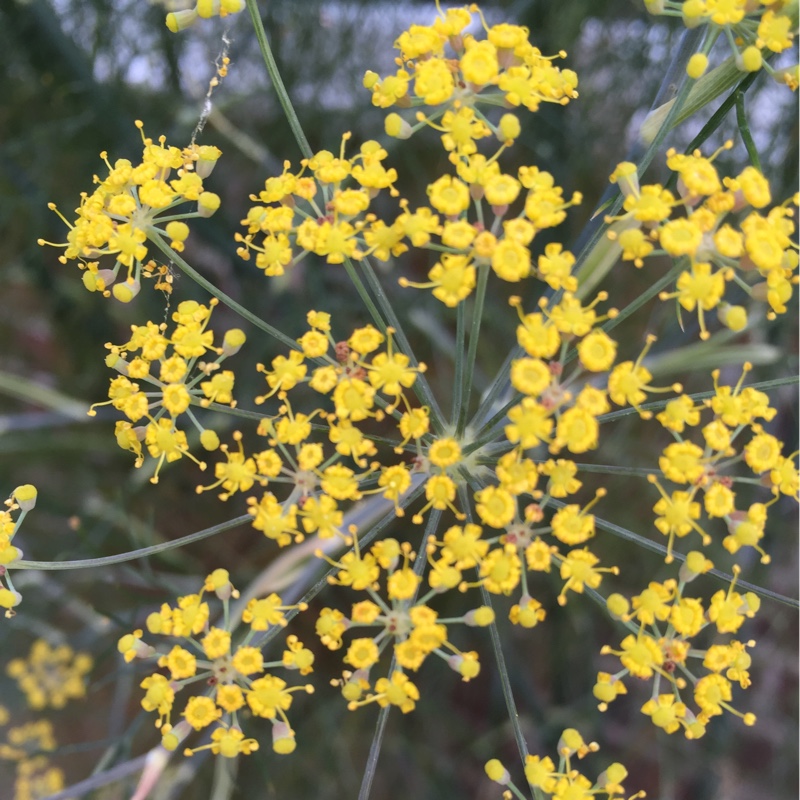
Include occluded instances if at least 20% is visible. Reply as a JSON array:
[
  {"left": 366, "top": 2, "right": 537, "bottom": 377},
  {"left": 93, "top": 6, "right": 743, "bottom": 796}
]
[
  {"left": 358, "top": 512, "right": 440, "bottom": 800},
  {"left": 457, "top": 263, "right": 489, "bottom": 437},
  {"left": 0, "top": 370, "right": 87, "bottom": 420},
  {"left": 454, "top": 483, "right": 542, "bottom": 799},
  {"left": 244, "top": 0, "right": 313, "bottom": 161},
  {"left": 149, "top": 231, "right": 301, "bottom": 353},
  {"left": 735, "top": 89, "right": 762, "bottom": 173},
  {"left": 451, "top": 298, "right": 466, "bottom": 428},
  {"left": 595, "top": 374, "right": 799, "bottom": 425},
  {"left": 14, "top": 515, "right": 250, "bottom": 571},
  {"left": 355, "top": 257, "right": 446, "bottom": 432},
  {"left": 342, "top": 258, "right": 389, "bottom": 334}
]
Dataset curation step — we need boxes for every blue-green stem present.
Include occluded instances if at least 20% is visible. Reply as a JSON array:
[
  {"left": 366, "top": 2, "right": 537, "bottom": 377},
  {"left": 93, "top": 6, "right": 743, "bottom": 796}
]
[
  {"left": 343, "top": 257, "right": 390, "bottom": 333},
  {"left": 149, "top": 231, "right": 301, "bottom": 353},
  {"left": 244, "top": 0, "right": 313, "bottom": 161},
  {"left": 14, "top": 515, "right": 250, "bottom": 571},
  {"left": 451, "top": 298, "right": 467, "bottom": 427},
  {"left": 735, "top": 89, "right": 762, "bottom": 173},
  {"left": 544, "top": 497, "right": 799, "bottom": 609},
  {"left": 455, "top": 483, "right": 543, "bottom": 800},
  {"left": 355, "top": 256, "right": 446, "bottom": 432},
  {"left": 457, "top": 262, "right": 490, "bottom": 437},
  {"left": 358, "top": 510, "right": 441, "bottom": 800}
]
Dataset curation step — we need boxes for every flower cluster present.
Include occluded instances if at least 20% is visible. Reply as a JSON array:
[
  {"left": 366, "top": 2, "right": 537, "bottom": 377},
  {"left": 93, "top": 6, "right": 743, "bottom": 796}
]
[
  {"left": 6, "top": 639, "right": 93, "bottom": 711},
  {"left": 316, "top": 536, "right": 495, "bottom": 712},
  {"left": 28, "top": 0, "right": 799, "bottom": 782},
  {"left": 0, "top": 714, "right": 66, "bottom": 800},
  {"left": 652, "top": 362, "right": 795, "bottom": 563},
  {"left": 119, "top": 569, "right": 313, "bottom": 757},
  {"left": 643, "top": 0, "right": 797, "bottom": 86},
  {"left": 93, "top": 299, "right": 245, "bottom": 482},
  {"left": 0, "top": 486, "right": 38, "bottom": 616},
  {"left": 39, "top": 121, "right": 222, "bottom": 302},
  {"left": 236, "top": 7, "right": 583, "bottom": 309},
  {"left": 485, "top": 728, "right": 644, "bottom": 799},
  {"left": 597, "top": 553, "right": 759, "bottom": 739},
  {"left": 364, "top": 4, "right": 578, "bottom": 120},
  {"left": 235, "top": 135, "right": 404, "bottom": 273},
  {"left": 608, "top": 150, "right": 798, "bottom": 338}
]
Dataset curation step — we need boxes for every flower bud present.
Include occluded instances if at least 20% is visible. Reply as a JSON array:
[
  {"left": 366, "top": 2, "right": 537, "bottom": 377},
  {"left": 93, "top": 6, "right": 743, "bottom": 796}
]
[
  {"left": 687, "top": 53, "right": 709, "bottom": 79},
  {"left": 198, "top": 191, "right": 221, "bottom": 217},
  {"left": 13, "top": 484, "right": 38, "bottom": 511},
  {"left": 272, "top": 721, "right": 296, "bottom": 754},
  {"left": 485, "top": 759, "right": 510, "bottom": 785},
  {"left": 498, "top": 113, "right": 520, "bottom": 142},
  {"left": 464, "top": 606, "right": 495, "bottom": 626},
  {"left": 166, "top": 10, "right": 198, "bottom": 32},
  {"left": 385, "top": 113, "right": 412, "bottom": 139},
  {"left": 737, "top": 46, "right": 762, "bottom": 73},
  {"left": 112, "top": 278, "right": 141, "bottom": 303},
  {"left": 717, "top": 302, "right": 747, "bottom": 332}
]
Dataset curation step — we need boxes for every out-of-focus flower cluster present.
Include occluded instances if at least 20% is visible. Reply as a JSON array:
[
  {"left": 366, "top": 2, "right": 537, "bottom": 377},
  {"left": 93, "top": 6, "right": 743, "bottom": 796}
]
[
  {"left": 7, "top": 640, "right": 93, "bottom": 711},
  {"left": 0, "top": 714, "right": 66, "bottom": 800},
  {"left": 0, "top": 639, "right": 94, "bottom": 799},
  {"left": 643, "top": 0, "right": 798, "bottom": 87}
]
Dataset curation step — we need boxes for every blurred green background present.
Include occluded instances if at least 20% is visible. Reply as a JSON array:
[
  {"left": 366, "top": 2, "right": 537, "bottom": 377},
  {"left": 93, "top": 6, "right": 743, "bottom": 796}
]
[{"left": 0, "top": 0, "right": 796, "bottom": 798}]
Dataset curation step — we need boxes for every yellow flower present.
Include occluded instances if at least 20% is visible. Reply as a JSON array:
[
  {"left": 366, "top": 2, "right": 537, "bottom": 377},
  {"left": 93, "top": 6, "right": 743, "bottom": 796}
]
[
  {"left": 491, "top": 239, "right": 531, "bottom": 282},
  {"left": 428, "top": 437, "right": 462, "bottom": 468},
  {"left": 183, "top": 696, "right": 222, "bottom": 730},
  {"left": 344, "top": 638, "right": 380, "bottom": 670},
  {"left": 475, "top": 486, "right": 516, "bottom": 529}
]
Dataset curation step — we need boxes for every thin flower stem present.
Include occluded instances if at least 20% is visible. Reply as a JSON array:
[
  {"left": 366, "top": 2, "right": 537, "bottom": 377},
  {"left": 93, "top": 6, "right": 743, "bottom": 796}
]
[
  {"left": 455, "top": 484, "right": 543, "bottom": 800},
  {"left": 244, "top": 0, "right": 313, "bottom": 161},
  {"left": 451, "top": 298, "right": 467, "bottom": 427},
  {"left": 343, "top": 258, "right": 390, "bottom": 335},
  {"left": 457, "top": 262, "right": 490, "bottom": 437},
  {"left": 468, "top": 344, "right": 522, "bottom": 430},
  {"left": 481, "top": 579, "right": 545, "bottom": 800},
  {"left": 555, "top": 499, "right": 800, "bottom": 609},
  {"left": 358, "top": 694, "right": 393, "bottom": 800},
  {"left": 149, "top": 231, "right": 301, "bottom": 353},
  {"left": 358, "top": 511, "right": 441, "bottom": 800},
  {"left": 356, "top": 256, "right": 447, "bottom": 432},
  {"left": 14, "top": 515, "right": 251, "bottom": 571},
  {"left": 735, "top": 89, "right": 762, "bottom": 173}
]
